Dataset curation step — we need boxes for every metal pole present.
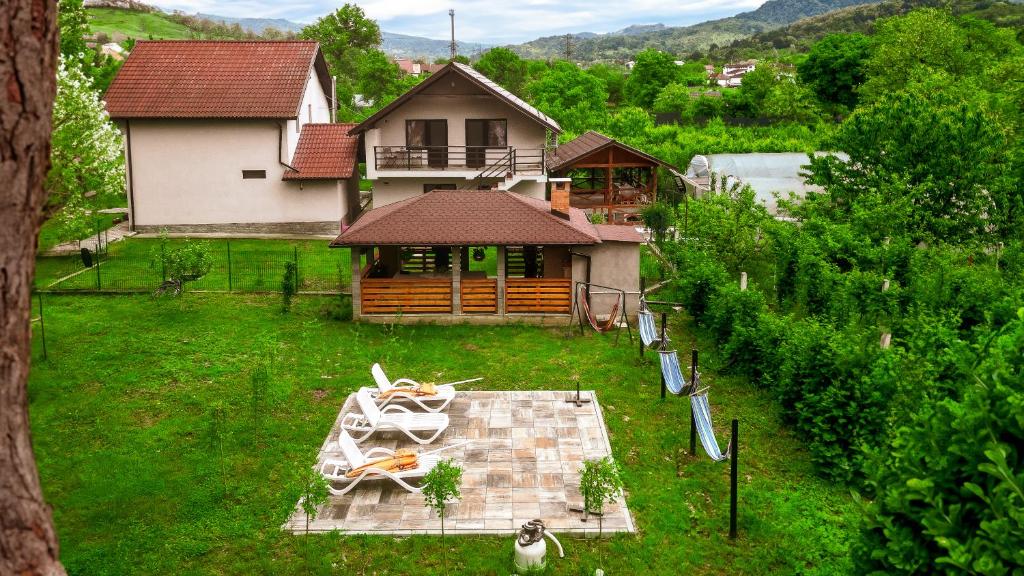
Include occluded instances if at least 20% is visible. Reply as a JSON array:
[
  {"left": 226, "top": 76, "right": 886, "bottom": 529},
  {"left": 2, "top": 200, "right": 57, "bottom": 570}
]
[
  {"left": 660, "top": 312, "right": 667, "bottom": 399},
  {"left": 37, "top": 292, "right": 47, "bottom": 361},
  {"left": 226, "top": 240, "right": 233, "bottom": 292},
  {"left": 690, "top": 349, "right": 697, "bottom": 455},
  {"left": 730, "top": 418, "right": 739, "bottom": 539},
  {"left": 95, "top": 248, "right": 101, "bottom": 290}
]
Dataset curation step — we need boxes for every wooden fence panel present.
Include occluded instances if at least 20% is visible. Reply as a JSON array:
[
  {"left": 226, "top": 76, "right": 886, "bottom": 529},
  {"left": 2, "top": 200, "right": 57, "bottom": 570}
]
[
  {"left": 505, "top": 278, "right": 571, "bottom": 314},
  {"left": 461, "top": 279, "right": 497, "bottom": 314},
  {"left": 361, "top": 278, "right": 452, "bottom": 314}
]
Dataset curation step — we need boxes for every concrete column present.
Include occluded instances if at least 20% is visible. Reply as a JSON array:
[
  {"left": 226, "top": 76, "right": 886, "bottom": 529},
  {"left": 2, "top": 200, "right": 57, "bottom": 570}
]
[
  {"left": 350, "top": 248, "right": 362, "bottom": 319},
  {"left": 497, "top": 245, "right": 506, "bottom": 316},
  {"left": 452, "top": 246, "right": 462, "bottom": 315}
]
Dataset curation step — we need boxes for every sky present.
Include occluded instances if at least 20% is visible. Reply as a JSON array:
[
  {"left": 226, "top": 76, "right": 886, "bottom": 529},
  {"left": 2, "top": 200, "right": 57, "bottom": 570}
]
[{"left": 150, "top": 0, "right": 766, "bottom": 44}]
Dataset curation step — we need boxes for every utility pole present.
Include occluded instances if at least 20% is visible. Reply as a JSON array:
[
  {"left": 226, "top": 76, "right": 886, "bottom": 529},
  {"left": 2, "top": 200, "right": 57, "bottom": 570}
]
[
  {"left": 449, "top": 9, "right": 457, "bottom": 61},
  {"left": 564, "top": 33, "right": 572, "bottom": 61}
]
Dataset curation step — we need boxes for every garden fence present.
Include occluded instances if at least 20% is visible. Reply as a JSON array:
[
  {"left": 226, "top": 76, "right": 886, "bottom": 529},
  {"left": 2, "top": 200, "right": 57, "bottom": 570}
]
[{"left": 36, "top": 239, "right": 352, "bottom": 294}]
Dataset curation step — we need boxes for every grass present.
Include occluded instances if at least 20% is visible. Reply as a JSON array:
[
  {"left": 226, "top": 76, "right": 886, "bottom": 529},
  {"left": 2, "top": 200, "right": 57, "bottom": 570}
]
[
  {"left": 29, "top": 293, "right": 857, "bottom": 575},
  {"left": 87, "top": 7, "right": 195, "bottom": 40},
  {"left": 35, "top": 238, "right": 352, "bottom": 293}
]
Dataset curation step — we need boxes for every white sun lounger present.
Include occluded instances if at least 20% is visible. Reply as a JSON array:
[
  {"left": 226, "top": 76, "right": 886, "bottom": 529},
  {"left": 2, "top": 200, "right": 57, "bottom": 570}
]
[
  {"left": 320, "top": 429, "right": 465, "bottom": 496},
  {"left": 341, "top": 388, "right": 450, "bottom": 444},
  {"left": 366, "top": 363, "right": 481, "bottom": 413}
]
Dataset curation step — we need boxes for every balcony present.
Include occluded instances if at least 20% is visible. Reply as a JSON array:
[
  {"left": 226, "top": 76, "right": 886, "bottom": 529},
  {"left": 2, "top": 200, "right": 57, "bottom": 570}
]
[{"left": 373, "top": 145, "right": 546, "bottom": 176}]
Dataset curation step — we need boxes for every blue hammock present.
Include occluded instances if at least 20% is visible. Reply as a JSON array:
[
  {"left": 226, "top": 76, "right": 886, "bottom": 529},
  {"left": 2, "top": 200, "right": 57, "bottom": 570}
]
[
  {"left": 659, "top": 350, "right": 688, "bottom": 395},
  {"left": 691, "top": 390, "right": 730, "bottom": 462},
  {"left": 639, "top": 310, "right": 660, "bottom": 348}
]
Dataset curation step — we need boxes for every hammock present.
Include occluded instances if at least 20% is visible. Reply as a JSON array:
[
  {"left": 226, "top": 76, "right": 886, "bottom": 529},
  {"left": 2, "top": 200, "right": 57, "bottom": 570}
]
[
  {"left": 638, "top": 309, "right": 660, "bottom": 347},
  {"left": 659, "top": 350, "right": 688, "bottom": 395},
  {"left": 579, "top": 286, "right": 620, "bottom": 333},
  {"left": 691, "top": 391, "right": 730, "bottom": 462}
]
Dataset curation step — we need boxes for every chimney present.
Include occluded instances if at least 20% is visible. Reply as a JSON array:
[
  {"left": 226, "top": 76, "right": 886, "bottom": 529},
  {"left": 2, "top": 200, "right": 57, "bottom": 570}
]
[{"left": 549, "top": 178, "right": 571, "bottom": 220}]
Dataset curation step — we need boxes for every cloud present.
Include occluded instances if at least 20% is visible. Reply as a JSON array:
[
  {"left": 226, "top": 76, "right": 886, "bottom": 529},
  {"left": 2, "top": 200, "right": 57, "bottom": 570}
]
[{"left": 150, "top": 0, "right": 766, "bottom": 43}]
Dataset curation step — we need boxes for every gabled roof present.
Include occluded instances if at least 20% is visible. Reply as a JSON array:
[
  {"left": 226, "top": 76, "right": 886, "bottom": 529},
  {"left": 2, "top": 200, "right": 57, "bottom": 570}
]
[
  {"left": 283, "top": 123, "right": 359, "bottom": 180},
  {"left": 348, "top": 62, "right": 561, "bottom": 135},
  {"left": 331, "top": 190, "right": 600, "bottom": 247},
  {"left": 104, "top": 40, "right": 331, "bottom": 119},
  {"left": 594, "top": 224, "right": 644, "bottom": 243},
  {"left": 547, "top": 130, "right": 679, "bottom": 173}
]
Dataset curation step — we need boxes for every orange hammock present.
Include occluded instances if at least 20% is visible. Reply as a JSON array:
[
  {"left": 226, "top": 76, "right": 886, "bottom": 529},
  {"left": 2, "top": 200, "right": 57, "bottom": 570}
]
[{"left": 579, "top": 287, "right": 621, "bottom": 333}]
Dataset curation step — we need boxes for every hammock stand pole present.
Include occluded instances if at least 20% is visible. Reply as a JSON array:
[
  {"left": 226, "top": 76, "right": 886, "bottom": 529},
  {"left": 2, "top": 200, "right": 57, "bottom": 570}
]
[
  {"left": 659, "top": 312, "right": 667, "bottom": 400},
  {"left": 690, "top": 349, "right": 698, "bottom": 456}
]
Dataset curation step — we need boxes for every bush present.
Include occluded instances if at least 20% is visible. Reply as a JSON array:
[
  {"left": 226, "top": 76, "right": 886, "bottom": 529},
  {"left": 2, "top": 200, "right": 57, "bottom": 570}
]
[
  {"left": 673, "top": 250, "right": 729, "bottom": 321},
  {"left": 855, "top": 310, "right": 1024, "bottom": 574}
]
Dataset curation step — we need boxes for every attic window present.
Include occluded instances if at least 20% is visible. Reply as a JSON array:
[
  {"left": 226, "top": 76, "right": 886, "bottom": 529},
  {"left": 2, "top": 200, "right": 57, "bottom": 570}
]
[{"left": 242, "top": 170, "right": 266, "bottom": 179}]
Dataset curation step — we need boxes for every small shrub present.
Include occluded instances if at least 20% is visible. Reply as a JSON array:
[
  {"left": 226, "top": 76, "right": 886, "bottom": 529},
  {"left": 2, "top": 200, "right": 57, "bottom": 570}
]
[
  {"left": 422, "top": 459, "right": 462, "bottom": 575},
  {"left": 281, "top": 261, "right": 297, "bottom": 312}
]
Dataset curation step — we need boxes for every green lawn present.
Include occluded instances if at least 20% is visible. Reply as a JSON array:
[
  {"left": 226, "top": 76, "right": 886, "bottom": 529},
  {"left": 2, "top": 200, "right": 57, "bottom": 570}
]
[
  {"left": 87, "top": 7, "right": 195, "bottom": 40},
  {"left": 36, "top": 238, "right": 352, "bottom": 293},
  {"left": 29, "top": 294, "right": 857, "bottom": 575}
]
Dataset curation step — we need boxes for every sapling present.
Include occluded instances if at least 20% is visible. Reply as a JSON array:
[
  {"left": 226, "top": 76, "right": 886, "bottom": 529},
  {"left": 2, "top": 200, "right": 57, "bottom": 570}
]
[
  {"left": 422, "top": 459, "right": 463, "bottom": 575},
  {"left": 282, "top": 261, "right": 297, "bottom": 312},
  {"left": 579, "top": 456, "right": 624, "bottom": 539},
  {"left": 299, "top": 462, "right": 329, "bottom": 535}
]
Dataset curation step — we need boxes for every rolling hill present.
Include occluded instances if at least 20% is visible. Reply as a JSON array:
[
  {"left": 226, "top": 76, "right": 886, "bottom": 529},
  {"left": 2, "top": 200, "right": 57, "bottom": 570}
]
[{"left": 510, "top": 0, "right": 885, "bottom": 60}]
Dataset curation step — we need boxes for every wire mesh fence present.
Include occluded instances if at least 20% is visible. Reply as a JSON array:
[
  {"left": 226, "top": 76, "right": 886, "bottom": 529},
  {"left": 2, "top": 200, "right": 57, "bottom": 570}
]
[{"left": 36, "top": 238, "right": 352, "bottom": 294}]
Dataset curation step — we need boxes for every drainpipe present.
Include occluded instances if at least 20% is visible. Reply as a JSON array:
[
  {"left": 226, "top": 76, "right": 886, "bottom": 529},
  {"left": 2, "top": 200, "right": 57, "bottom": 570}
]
[
  {"left": 331, "top": 76, "right": 337, "bottom": 123},
  {"left": 125, "top": 120, "right": 136, "bottom": 231},
  {"left": 278, "top": 121, "right": 298, "bottom": 172}
]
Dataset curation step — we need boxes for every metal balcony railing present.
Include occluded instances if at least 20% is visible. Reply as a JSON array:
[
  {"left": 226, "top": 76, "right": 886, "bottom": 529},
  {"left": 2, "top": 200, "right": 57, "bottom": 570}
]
[{"left": 374, "top": 145, "right": 546, "bottom": 175}]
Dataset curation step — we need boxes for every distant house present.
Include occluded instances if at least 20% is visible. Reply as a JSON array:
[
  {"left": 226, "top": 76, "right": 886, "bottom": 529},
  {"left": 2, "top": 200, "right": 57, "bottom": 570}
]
[
  {"left": 723, "top": 59, "right": 757, "bottom": 75},
  {"left": 99, "top": 42, "right": 125, "bottom": 61},
  {"left": 104, "top": 40, "right": 362, "bottom": 235},
  {"left": 395, "top": 58, "right": 423, "bottom": 76},
  {"left": 682, "top": 152, "right": 848, "bottom": 215}
]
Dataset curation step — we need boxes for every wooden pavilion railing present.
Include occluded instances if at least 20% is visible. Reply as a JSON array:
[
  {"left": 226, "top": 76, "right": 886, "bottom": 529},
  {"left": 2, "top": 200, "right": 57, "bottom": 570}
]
[
  {"left": 461, "top": 278, "right": 497, "bottom": 314},
  {"left": 505, "top": 278, "right": 572, "bottom": 314},
  {"left": 361, "top": 278, "right": 452, "bottom": 314}
]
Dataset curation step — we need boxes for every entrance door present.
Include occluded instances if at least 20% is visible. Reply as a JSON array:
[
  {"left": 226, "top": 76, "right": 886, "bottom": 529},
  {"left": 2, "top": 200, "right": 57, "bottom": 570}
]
[
  {"left": 407, "top": 120, "right": 448, "bottom": 168},
  {"left": 466, "top": 119, "right": 507, "bottom": 169}
]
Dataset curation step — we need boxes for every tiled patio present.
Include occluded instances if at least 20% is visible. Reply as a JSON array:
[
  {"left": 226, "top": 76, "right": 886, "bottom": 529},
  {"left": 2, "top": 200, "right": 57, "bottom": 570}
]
[{"left": 284, "top": 390, "right": 635, "bottom": 535}]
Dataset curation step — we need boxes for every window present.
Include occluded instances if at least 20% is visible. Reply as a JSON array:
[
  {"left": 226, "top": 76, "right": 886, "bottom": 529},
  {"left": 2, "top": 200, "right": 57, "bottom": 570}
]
[
  {"left": 423, "top": 183, "right": 457, "bottom": 193},
  {"left": 466, "top": 119, "right": 507, "bottom": 168},
  {"left": 242, "top": 170, "right": 266, "bottom": 179},
  {"left": 406, "top": 119, "right": 447, "bottom": 148}
]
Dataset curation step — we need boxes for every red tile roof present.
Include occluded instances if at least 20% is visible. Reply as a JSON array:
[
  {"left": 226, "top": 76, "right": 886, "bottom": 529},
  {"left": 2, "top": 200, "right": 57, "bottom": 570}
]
[
  {"left": 331, "top": 190, "right": 601, "bottom": 247},
  {"left": 594, "top": 224, "right": 644, "bottom": 243},
  {"left": 104, "top": 40, "right": 329, "bottom": 119},
  {"left": 283, "top": 123, "right": 359, "bottom": 180}
]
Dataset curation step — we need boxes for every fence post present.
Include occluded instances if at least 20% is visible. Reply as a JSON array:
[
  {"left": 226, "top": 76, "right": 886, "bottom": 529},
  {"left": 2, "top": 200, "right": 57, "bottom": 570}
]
[
  {"left": 729, "top": 418, "right": 739, "bottom": 539},
  {"left": 226, "top": 240, "right": 233, "bottom": 292},
  {"left": 690, "top": 349, "right": 698, "bottom": 455},
  {"left": 161, "top": 242, "right": 167, "bottom": 283},
  {"left": 95, "top": 248, "right": 102, "bottom": 290},
  {"left": 639, "top": 277, "right": 646, "bottom": 359},
  {"left": 293, "top": 246, "right": 299, "bottom": 291},
  {"left": 659, "top": 312, "right": 667, "bottom": 399}
]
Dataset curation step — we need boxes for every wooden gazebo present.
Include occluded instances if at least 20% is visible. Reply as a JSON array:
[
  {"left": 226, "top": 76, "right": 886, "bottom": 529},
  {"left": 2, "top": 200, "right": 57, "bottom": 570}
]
[{"left": 546, "top": 131, "right": 679, "bottom": 224}]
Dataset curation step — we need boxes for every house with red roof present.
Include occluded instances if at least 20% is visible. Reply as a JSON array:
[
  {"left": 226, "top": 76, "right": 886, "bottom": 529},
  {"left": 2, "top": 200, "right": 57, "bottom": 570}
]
[{"left": 104, "top": 40, "right": 361, "bottom": 234}]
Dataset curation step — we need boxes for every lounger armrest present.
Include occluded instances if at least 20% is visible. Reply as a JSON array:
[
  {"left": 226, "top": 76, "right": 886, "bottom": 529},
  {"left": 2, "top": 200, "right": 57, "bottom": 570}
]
[
  {"left": 392, "top": 377, "right": 421, "bottom": 387},
  {"left": 364, "top": 447, "right": 396, "bottom": 457},
  {"left": 380, "top": 404, "right": 414, "bottom": 414},
  {"left": 319, "top": 459, "right": 351, "bottom": 477}
]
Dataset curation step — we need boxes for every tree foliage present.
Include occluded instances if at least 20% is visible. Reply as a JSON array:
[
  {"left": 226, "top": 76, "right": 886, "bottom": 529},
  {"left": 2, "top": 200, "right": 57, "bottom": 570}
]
[
  {"left": 299, "top": 3, "right": 382, "bottom": 115},
  {"left": 624, "top": 49, "right": 681, "bottom": 108},
  {"left": 473, "top": 47, "right": 527, "bottom": 96},
  {"left": 798, "top": 33, "right": 872, "bottom": 109},
  {"left": 526, "top": 61, "right": 609, "bottom": 135}
]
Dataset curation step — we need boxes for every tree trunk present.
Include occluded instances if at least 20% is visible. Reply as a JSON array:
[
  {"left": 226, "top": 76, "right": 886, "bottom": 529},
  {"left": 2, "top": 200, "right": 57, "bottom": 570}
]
[{"left": 0, "top": 1, "right": 63, "bottom": 575}]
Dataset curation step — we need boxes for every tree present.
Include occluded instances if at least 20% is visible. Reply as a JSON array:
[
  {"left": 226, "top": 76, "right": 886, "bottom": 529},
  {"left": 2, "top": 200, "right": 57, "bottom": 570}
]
[
  {"left": 153, "top": 235, "right": 214, "bottom": 295},
  {"left": 859, "top": 10, "right": 1020, "bottom": 101},
  {"left": 579, "top": 457, "right": 624, "bottom": 538},
  {"left": 354, "top": 49, "right": 403, "bottom": 106},
  {"left": 624, "top": 49, "right": 681, "bottom": 109},
  {"left": 299, "top": 462, "right": 329, "bottom": 534},
  {"left": 653, "top": 82, "right": 692, "bottom": 114},
  {"left": 422, "top": 459, "right": 463, "bottom": 575},
  {"left": 586, "top": 63, "right": 626, "bottom": 104},
  {"left": 57, "top": 0, "right": 89, "bottom": 59},
  {"left": 526, "top": 61, "right": 609, "bottom": 135},
  {"left": 805, "top": 85, "right": 1010, "bottom": 243},
  {"left": 0, "top": 2, "right": 65, "bottom": 574},
  {"left": 641, "top": 203, "right": 674, "bottom": 245},
  {"left": 606, "top": 106, "right": 654, "bottom": 146},
  {"left": 798, "top": 33, "right": 872, "bottom": 110},
  {"left": 300, "top": 4, "right": 382, "bottom": 107},
  {"left": 474, "top": 47, "right": 527, "bottom": 95},
  {"left": 47, "top": 56, "right": 125, "bottom": 245}
]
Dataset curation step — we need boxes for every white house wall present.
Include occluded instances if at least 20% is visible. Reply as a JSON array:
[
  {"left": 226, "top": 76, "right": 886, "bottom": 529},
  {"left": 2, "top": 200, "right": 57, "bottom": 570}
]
[
  {"left": 285, "top": 71, "right": 333, "bottom": 160},
  {"left": 125, "top": 118, "right": 343, "bottom": 233},
  {"left": 571, "top": 242, "right": 641, "bottom": 319}
]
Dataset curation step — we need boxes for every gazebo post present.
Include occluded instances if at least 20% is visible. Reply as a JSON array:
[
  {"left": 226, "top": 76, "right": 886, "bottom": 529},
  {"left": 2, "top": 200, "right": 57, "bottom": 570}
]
[
  {"left": 350, "top": 248, "right": 363, "bottom": 319},
  {"left": 452, "top": 246, "right": 462, "bottom": 316},
  {"left": 497, "top": 245, "right": 506, "bottom": 316}
]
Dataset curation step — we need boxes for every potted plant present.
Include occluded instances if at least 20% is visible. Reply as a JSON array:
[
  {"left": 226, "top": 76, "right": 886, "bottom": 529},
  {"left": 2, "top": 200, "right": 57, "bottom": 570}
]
[{"left": 422, "top": 459, "right": 463, "bottom": 575}]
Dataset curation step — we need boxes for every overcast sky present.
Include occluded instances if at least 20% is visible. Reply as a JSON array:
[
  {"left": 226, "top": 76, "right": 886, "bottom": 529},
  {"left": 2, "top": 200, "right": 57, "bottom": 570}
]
[{"left": 150, "top": 0, "right": 765, "bottom": 44}]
